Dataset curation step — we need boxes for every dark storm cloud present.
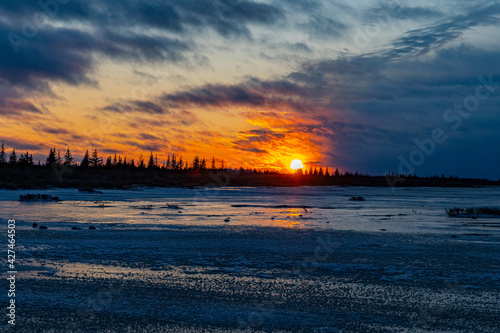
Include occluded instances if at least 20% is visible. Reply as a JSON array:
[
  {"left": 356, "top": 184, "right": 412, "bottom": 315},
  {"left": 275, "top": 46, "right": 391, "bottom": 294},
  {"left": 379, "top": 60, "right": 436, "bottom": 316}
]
[
  {"left": 101, "top": 100, "right": 166, "bottom": 114},
  {"left": 365, "top": 2, "right": 442, "bottom": 22},
  {"left": 0, "top": 98, "right": 43, "bottom": 116},
  {"left": 138, "top": 133, "right": 163, "bottom": 141},
  {"left": 302, "top": 15, "right": 348, "bottom": 39},
  {"left": 0, "top": 23, "right": 188, "bottom": 89},
  {"left": 382, "top": 3, "right": 500, "bottom": 58},
  {"left": 0, "top": 0, "right": 283, "bottom": 121},
  {"left": 0, "top": 0, "right": 282, "bottom": 93},
  {"left": 232, "top": 129, "right": 286, "bottom": 153},
  {"left": 112, "top": 77, "right": 320, "bottom": 114},
  {"left": 0, "top": 25, "right": 92, "bottom": 89},
  {"left": 0, "top": 137, "right": 47, "bottom": 151},
  {"left": 177, "top": 0, "right": 282, "bottom": 38},
  {"left": 122, "top": 140, "right": 164, "bottom": 152},
  {"left": 239, "top": 147, "right": 268, "bottom": 154},
  {"left": 36, "top": 126, "right": 71, "bottom": 135},
  {"left": 238, "top": 129, "right": 286, "bottom": 141},
  {"left": 1, "top": 0, "right": 282, "bottom": 35},
  {"left": 161, "top": 84, "right": 266, "bottom": 108},
  {"left": 276, "top": 0, "right": 323, "bottom": 12}
]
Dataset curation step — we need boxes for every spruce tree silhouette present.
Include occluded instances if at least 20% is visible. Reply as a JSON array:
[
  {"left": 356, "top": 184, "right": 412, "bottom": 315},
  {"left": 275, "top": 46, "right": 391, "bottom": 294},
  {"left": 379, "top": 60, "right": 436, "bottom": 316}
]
[
  {"left": 46, "top": 148, "right": 57, "bottom": 166},
  {"left": 80, "top": 150, "right": 90, "bottom": 168},
  {"left": 171, "top": 155, "right": 177, "bottom": 170},
  {"left": 192, "top": 156, "right": 200, "bottom": 171},
  {"left": 178, "top": 156, "right": 184, "bottom": 170},
  {"left": 9, "top": 149, "right": 16, "bottom": 165},
  {"left": 18, "top": 152, "right": 33, "bottom": 166},
  {"left": 0, "top": 143, "right": 5, "bottom": 164},
  {"left": 90, "top": 149, "right": 100, "bottom": 167},
  {"left": 148, "top": 152, "right": 155, "bottom": 169},
  {"left": 211, "top": 157, "right": 216, "bottom": 171},
  {"left": 63, "top": 148, "right": 73, "bottom": 166}
]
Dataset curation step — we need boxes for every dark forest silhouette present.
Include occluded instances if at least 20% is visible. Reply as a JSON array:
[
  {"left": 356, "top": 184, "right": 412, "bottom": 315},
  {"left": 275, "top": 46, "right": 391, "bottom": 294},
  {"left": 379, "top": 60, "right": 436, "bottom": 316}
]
[{"left": 0, "top": 144, "right": 498, "bottom": 189}]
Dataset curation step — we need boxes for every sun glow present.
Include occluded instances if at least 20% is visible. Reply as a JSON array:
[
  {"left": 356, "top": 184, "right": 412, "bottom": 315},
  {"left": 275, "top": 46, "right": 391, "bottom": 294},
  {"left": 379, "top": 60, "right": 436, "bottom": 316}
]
[{"left": 290, "top": 159, "right": 304, "bottom": 170}]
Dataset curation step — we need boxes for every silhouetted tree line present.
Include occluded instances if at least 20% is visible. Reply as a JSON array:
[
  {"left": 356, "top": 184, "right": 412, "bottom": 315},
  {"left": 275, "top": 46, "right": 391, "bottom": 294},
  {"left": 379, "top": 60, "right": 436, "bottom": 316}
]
[
  {"left": 0, "top": 144, "right": 35, "bottom": 167},
  {"left": 0, "top": 144, "right": 353, "bottom": 177},
  {"left": 1, "top": 144, "right": 496, "bottom": 189},
  {"left": 0, "top": 144, "right": 462, "bottom": 178},
  {"left": 0, "top": 145, "right": 236, "bottom": 172}
]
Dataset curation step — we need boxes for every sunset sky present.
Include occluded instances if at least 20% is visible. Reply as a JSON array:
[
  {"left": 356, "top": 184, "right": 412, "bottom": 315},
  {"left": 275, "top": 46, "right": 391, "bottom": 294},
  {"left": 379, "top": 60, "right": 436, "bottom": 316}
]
[{"left": 1, "top": 0, "right": 499, "bottom": 177}]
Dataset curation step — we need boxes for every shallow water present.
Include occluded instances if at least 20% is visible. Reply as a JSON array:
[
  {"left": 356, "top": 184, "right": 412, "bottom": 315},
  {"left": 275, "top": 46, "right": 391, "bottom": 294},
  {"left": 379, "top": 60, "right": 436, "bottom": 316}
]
[
  {"left": 2, "top": 186, "right": 500, "bottom": 233},
  {"left": 1, "top": 186, "right": 499, "bottom": 332}
]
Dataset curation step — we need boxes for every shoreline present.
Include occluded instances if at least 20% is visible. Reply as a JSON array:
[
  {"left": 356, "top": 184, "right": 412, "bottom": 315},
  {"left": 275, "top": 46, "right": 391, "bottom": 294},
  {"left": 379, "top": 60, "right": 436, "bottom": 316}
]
[
  {"left": 2, "top": 183, "right": 500, "bottom": 190},
  {"left": 0, "top": 166, "right": 498, "bottom": 190},
  {"left": 1, "top": 181, "right": 499, "bottom": 190}
]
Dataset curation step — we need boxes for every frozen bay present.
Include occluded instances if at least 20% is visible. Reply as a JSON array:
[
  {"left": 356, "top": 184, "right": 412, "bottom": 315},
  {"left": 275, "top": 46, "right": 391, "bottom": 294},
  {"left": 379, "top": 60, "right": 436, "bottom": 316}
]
[{"left": 1, "top": 186, "right": 499, "bottom": 332}]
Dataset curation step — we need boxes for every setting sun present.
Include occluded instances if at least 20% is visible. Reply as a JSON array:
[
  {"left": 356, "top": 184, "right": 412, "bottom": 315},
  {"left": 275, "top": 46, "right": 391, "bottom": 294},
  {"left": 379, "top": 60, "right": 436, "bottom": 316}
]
[{"left": 290, "top": 159, "right": 304, "bottom": 170}]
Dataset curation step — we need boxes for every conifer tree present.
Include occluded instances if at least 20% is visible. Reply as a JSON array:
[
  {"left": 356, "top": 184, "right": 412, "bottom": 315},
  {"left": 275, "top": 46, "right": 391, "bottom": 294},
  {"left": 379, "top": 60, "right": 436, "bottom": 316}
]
[
  {"left": 211, "top": 157, "right": 216, "bottom": 170},
  {"left": 46, "top": 148, "right": 57, "bottom": 166},
  {"left": 90, "top": 149, "right": 100, "bottom": 167},
  {"left": 148, "top": 152, "right": 155, "bottom": 168},
  {"left": 80, "top": 150, "right": 90, "bottom": 168},
  {"left": 9, "top": 149, "right": 17, "bottom": 165},
  {"left": 18, "top": 152, "right": 26, "bottom": 165},
  {"left": 192, "top": 156, "right": 200, "bottom": 171},
  {"left": 0, "top": 143, "right": 5, "bottom": 164},
  {"left": 171, "top": 155, "right": 177, "bottom": 170},
  {"left": 63, "top": 148, "right": 73, "bottom": 166},
  {"left": 178, "top": 155, "right": 184, "bottom": 170},
  {"left": 19, "top": 151, "right": 33, "bottom": 166}
]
